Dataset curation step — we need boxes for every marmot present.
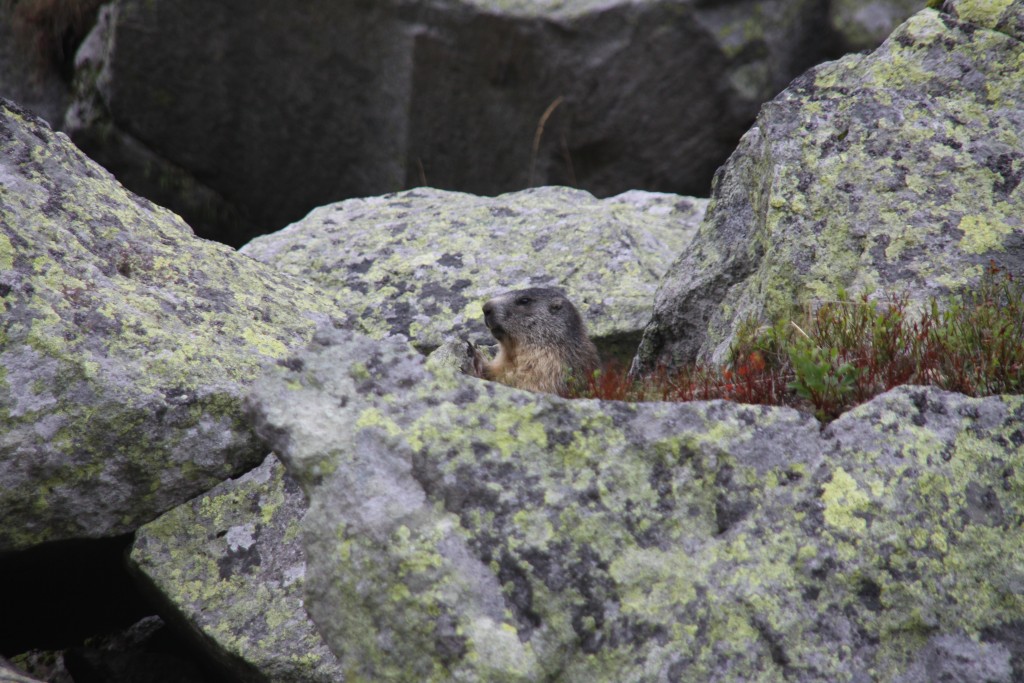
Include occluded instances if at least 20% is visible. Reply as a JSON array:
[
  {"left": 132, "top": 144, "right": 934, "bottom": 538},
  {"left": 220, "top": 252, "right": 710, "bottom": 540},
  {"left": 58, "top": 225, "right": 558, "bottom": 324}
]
[{"left": 477, "top": 288, "right": 599, "bottom": 396}]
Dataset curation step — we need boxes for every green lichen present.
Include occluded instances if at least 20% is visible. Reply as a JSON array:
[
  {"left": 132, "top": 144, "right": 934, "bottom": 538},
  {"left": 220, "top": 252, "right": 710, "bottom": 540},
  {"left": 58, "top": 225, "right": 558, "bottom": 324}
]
[
  {"left": 953, "top": 0, "right": 1016, "bottom": 28},
  {"left": 355, "top": 406, "right": 404, "bottom": 439},
  {"left": 0, "top": 233, "right": 13, "bottom": 271},
  {"left": 957, "top": 214, "right": 1015, "bottom": 254},
  {"left": 821, "top": 469, "right": 873, "bottom": 536},
  {"left": 491, "top": 404, "right": 550, "bottom": 460}
]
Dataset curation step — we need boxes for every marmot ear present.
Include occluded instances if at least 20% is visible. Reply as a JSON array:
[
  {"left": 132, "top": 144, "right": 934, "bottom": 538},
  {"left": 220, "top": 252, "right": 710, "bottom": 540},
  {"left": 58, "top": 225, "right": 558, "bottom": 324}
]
[{"left": 549, "top": 301, "right": 563, "bottom": 313}]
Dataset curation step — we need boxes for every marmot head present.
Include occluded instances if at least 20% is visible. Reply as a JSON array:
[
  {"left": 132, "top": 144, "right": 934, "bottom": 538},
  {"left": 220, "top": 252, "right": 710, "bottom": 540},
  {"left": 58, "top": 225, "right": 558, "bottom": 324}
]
[
  {"left": 482, "top": 287, "right": 588, "bottom": 350},
  {"left": 480, "top": 287, "right": 600, "bottom": 395}
]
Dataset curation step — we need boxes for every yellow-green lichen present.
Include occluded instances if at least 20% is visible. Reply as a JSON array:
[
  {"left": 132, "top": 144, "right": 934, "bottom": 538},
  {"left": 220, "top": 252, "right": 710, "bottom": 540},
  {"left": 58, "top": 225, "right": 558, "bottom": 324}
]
[
  {"left": 953, "top": 0, "right": 1016, "bottom": 29},
  {"left": 957, "top": 214, "right": 1015, "bottom": 254},
  {"left": 491, "top": 405, "right": 549, "bottom": 460},
  {"left": 0, "top": 233, "right": 13, "bottom": 271},
  {"left": 821, "top": 467, "right": 871, "bottom": 534},
  {"left": 241, "top": 326, "right": 289, "bottom": 358}
]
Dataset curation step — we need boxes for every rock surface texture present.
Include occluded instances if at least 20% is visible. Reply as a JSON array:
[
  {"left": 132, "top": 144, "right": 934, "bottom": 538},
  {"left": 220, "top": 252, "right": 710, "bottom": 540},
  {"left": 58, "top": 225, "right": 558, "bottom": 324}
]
[
  {"left": 634, "top": 2, "right": 1024, "bottom": 370},
  {"left": 242, "top": 187, "right": 705, "bottom": 358},
  {"left": 62, "top": 0, "right": 913, "bottom": 244},
  {"left": 131, "top": 454, "right": 344, "bottom": 683},
  {"left": 828, "top": 0, "right": 926, "bottom": 50},
  {"left": 0, "top": 4, "right": 70, "bottom": 129},
  {"left": 0, "top": 658, "right": 46, "bottom": 683},
  {"left": 0, "top": 99, "right": 339, "bottom": 550},
  {"left": 249, "top": 328, "right": 1024, "bottom": 682}
]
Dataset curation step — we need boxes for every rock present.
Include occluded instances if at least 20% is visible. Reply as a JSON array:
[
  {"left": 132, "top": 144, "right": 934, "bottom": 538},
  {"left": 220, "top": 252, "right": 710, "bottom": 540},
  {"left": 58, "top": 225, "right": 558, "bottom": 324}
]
[
  {"left": 427, "top": 337, "right": 484, "bottom": 378},
  {"left": 829, "top": 0, "right": 923, "bottom": 51},
  {"left": 895, "top": 633, "right": 1012, "bottom": 683},
  {"left": 130, "top": 454, "right": 343, "bottom": 683},
  {"left": 64, "top": 4, "right": 251, "bottom": 246},
  {"left": 940, "top": 0, "right": 1024, "bottom": 39},
  {"left": 0, "top": 98, "right": 340, "bottom": 551},
  {"left": 248, "top": 327, "right": 1024, "bottom": 681},
  {"left": 633, "top": 4, "right": 1024, "bottom": 370},
  {"left": 65, "top": 0, "right": 863, "bottom": 245},
  {"left": 0, "top": 0, "right": 104, "bottom": 128},
  {"left": 60, "top": 616, "right": 214, "bottom": 683},
  {"left": 0, "top": 534, "right": 150, "bottom": 656},
  {"left": 0, "top": 8, "right": 66, "bottom": 129},
  {"left": 0, "top": 658, "right": 50, "bottom": 683},
  {"left": 241, "top": 187, "right": 705, "bottom": 362}
]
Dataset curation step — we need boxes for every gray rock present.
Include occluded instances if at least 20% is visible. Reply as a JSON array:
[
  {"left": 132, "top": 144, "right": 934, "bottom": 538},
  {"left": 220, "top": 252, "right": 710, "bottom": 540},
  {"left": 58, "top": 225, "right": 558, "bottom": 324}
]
[
  {"left": 0, "top": 98, "right": 341, "bottom": 550},
  {"left": 896, "top": 633, "right": 1012, "bottom": 683},
  {"left": 131, "top": 454, "right": 344, "bottom": 683},
  {"left": 61, "top": 616, "right": 214, "bottom": 683},
  {"left": 829, "top": 0, "right": 923, "bottom": 51},
  {"left": 940, "top": 0, "right": 1024, "bottom": 40},
  {"left": 633, "top": 3, "right": 1024, "bottom": 370},
  {"left": 241, "top": 187, "right": 706, "bottom": 361},
  {"left": 427, "top": 337, "right": 485, "bottom": 378},
  {"left": 0, "top": 658, "right": 48, "bottom": 683},
  {"left": 1, "top": 652, "right": 71, "bottom": 683},
  {"left": 0, "top": 1, "right": 74, "bottom": 128},
  {"left": 248, "top": 327, "right": 1024, "bottom": 682},
  {"left": 63, "top": 4, "right": 252, "bottom": 245},
  {"left": 64, "top": 0, "right": 873, "bottom": 244}
]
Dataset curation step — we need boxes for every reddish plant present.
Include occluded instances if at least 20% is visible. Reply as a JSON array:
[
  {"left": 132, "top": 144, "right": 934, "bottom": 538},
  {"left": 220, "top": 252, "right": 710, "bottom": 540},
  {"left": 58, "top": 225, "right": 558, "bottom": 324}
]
[{"left": 576, "top": 263, "right": 1024, "bottom": 422}]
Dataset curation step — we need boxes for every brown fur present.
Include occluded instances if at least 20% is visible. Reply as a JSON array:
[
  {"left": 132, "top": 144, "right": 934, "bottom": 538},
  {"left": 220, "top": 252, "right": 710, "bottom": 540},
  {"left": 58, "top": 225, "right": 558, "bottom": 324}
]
[{"left": 479, "top": 288, "right": 599, "bottom": 396}]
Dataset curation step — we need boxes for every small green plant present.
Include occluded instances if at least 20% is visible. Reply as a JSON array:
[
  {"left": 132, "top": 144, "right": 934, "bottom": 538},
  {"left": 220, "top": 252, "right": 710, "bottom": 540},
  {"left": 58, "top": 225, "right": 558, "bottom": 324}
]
[
  {"left": 576, "top": 262, "right": 1024, "bottom": 422},
  {"left": 786, "top": 340, "right": 862, "bottom": 422}
]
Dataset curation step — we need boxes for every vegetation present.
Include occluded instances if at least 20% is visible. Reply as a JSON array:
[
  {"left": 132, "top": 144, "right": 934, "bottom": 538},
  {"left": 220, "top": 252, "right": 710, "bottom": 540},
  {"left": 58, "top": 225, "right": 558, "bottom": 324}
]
[{"left": 575, "top": 263, "right": 1024, "bottom": 422}]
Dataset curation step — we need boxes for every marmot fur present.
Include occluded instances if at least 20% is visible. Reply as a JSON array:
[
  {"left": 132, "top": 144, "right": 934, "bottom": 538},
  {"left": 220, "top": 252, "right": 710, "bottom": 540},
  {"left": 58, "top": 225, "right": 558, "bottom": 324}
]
[{"left": 479, "top": 288, "right": 599, "bottom": 396}]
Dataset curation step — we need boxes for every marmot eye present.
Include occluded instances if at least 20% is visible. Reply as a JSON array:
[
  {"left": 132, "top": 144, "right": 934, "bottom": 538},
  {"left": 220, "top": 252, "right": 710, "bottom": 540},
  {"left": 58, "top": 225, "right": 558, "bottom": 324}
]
[{"left": 515, "top": 296, "right": 532, "bottom": 305}]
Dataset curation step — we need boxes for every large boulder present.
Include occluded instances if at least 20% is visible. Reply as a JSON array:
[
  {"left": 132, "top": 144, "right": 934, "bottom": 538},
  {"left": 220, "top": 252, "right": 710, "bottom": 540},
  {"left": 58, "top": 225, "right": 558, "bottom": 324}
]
[
  {"left": 241, "top": 187, "right": 706, "bottom": 360},
  {"left": 941, "top": 0, "right": 1024, "bottom": 37},
  {"left": 0, "top": 5, "right": 67, "bottom": 129},
  {"left": 130, "top": 454, "right": 343, "bottom": 683},
  {"left": 0, "top": 0, "right": 105, "bottom": 128},
  {"left": 828, "top": 0, "right": 926, "bottom": 50},
  {"left": 0, "top": 98, "right": 340, "bottom": 550},
  {"left": 633, "top": 3, "right": 1024, "bottom": 370},
  {"left": 248, "top": 327, "right": 1024, "bottom": 682},
  {"left": 0, "top": 658, "right": 46, "bottom": 683},
  {"left": 63, "top": 0, "right": 905, "bottom": 245}
]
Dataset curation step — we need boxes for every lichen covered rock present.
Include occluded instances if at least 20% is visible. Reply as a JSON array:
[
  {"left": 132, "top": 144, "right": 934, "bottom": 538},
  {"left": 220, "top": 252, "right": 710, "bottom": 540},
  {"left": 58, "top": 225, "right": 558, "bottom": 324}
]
[
  {"left": 634, "top": 4, "right": 1024, "bottom": 369},
  {"left": 130, "top": 454, "right": 343, "bottom": 683},
  {"left": 248, "top": 328, "right": 1024, "bottom": 682},
  {"left": 0, "top": 99, "right": 340, "bottom": 550},
  {"left": 941, "top": 0, "right": 1024, "bottom": 39},
  {"left": 242, "top": 187, "right": 705, "bottom": 359}
]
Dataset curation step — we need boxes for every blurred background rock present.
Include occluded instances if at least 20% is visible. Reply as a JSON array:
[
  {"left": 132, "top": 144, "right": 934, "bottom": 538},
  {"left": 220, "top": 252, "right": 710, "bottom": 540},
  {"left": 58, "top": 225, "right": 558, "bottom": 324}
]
[{"left": 1, "top": 0, "right": 923, "bottom": 246}]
